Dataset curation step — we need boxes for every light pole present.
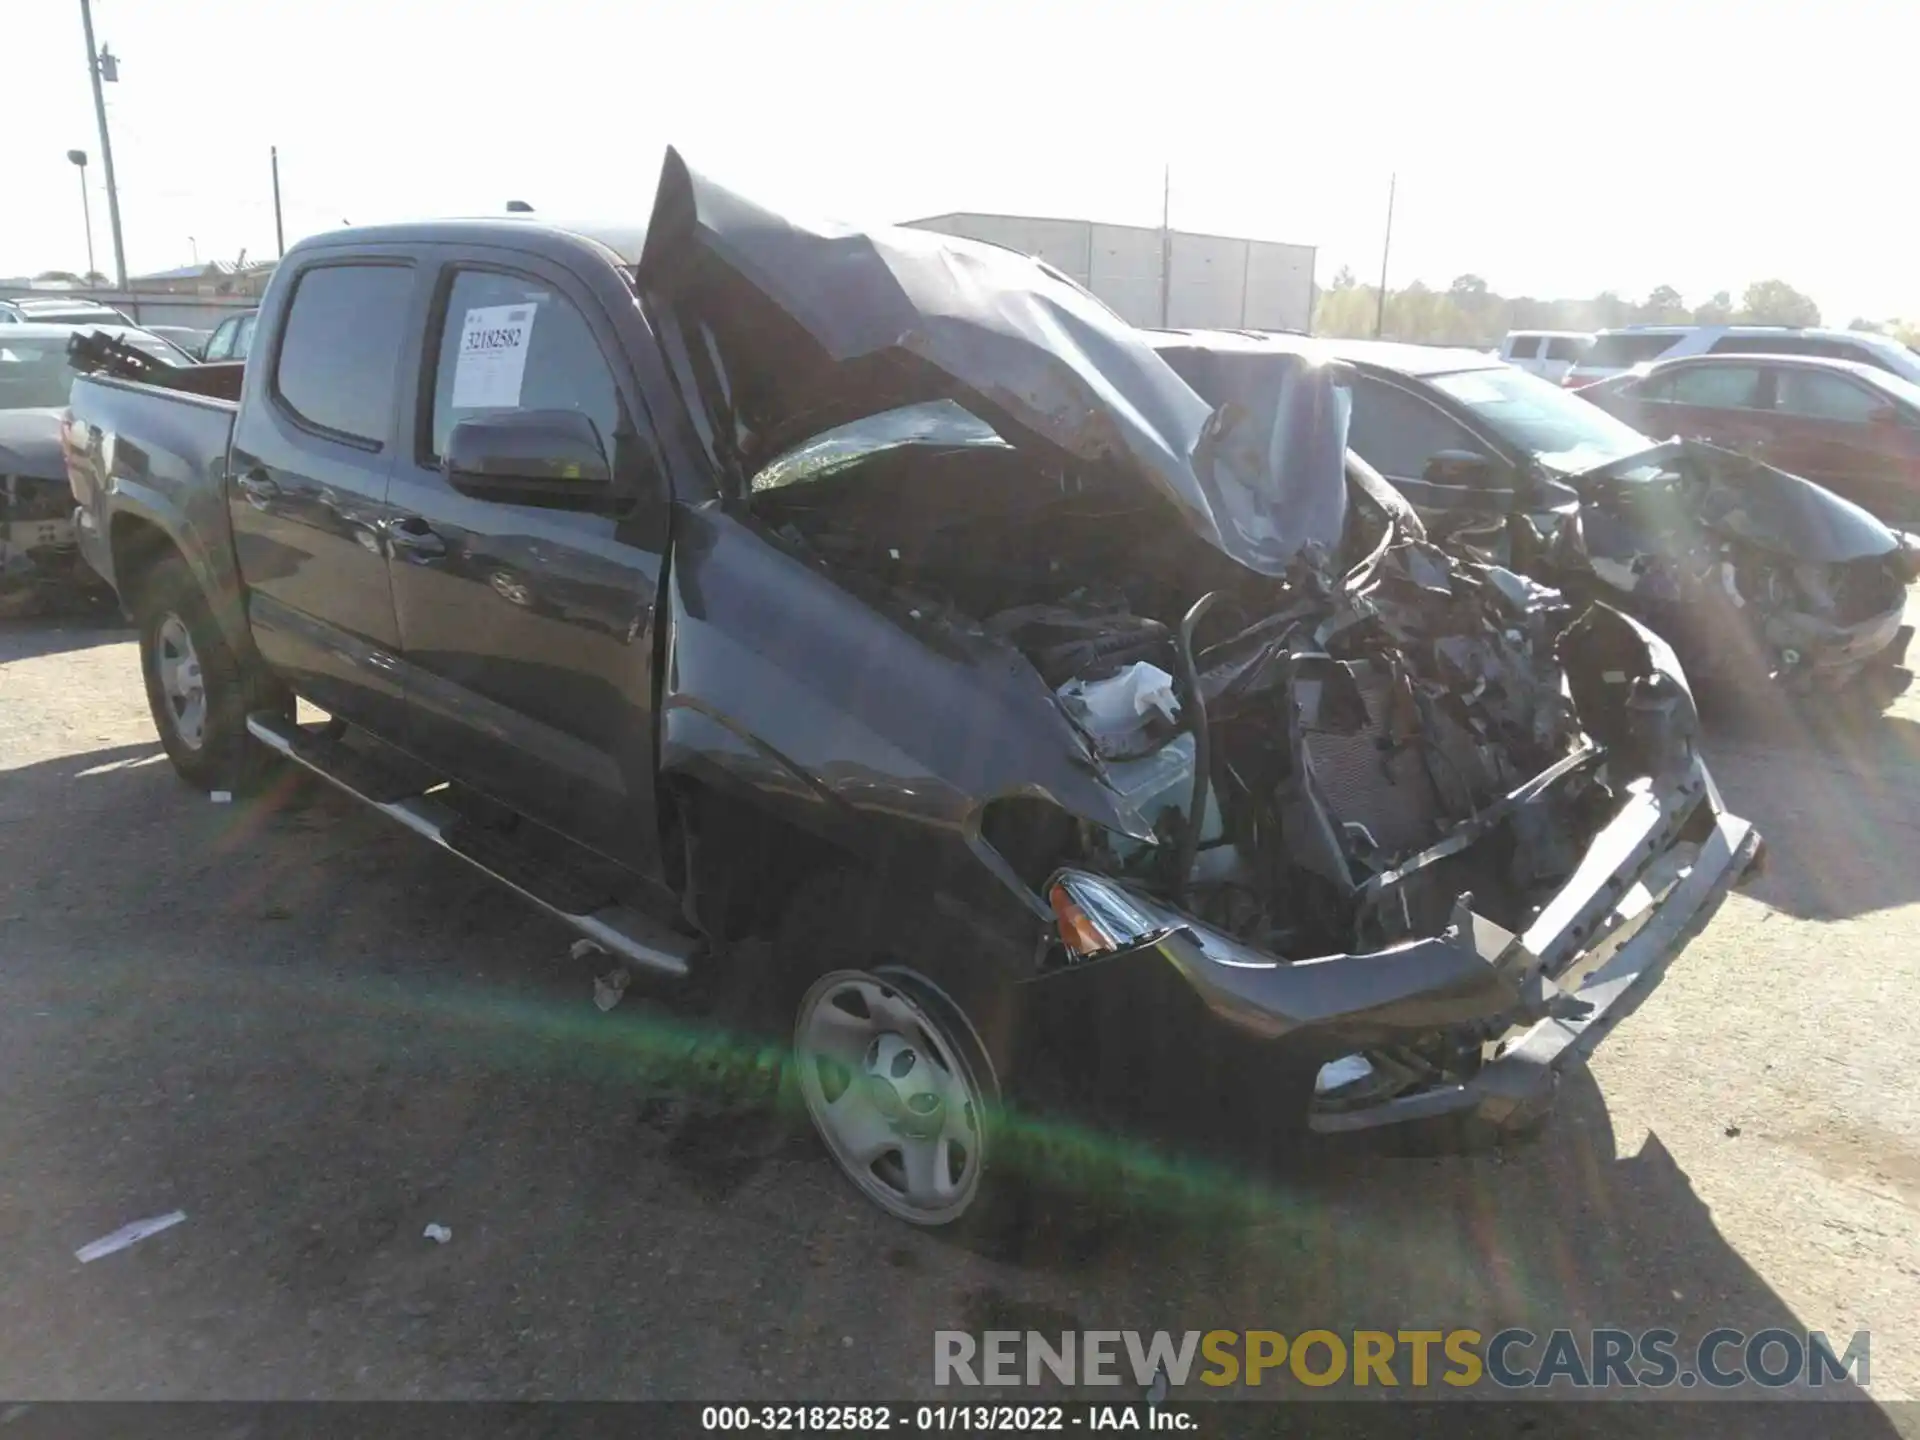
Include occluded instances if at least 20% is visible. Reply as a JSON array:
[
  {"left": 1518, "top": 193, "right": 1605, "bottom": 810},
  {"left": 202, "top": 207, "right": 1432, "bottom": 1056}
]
[
  {"left": 78, "top": 0, "right": 128, "bottom": 290},
  {"left": 271, "top": 147, "right": 286, "bottom": 257},
  {"left": 1373, "top": 172, "right": 1396, "bottom": 340},
  {"left": 188, "top": 236, "right": 198, "bottom": 265},
  {"left": 1158, "top": 164, "right": 1172, "bottom": 328},
  {"left": 66, "top": 149, "right": 96, "bottom": 281}
]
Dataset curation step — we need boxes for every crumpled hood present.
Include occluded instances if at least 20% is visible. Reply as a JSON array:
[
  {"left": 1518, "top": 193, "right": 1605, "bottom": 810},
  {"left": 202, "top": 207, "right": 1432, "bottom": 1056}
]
[
  {"left": 636, "top": 148, "right": 1348, "bottom": 576},
  {"left": 0, "top": 408, "right": 67, "bottom": 482},
  {"left": 1569, "top": 439, "right": 1900, "bottom": 565}
]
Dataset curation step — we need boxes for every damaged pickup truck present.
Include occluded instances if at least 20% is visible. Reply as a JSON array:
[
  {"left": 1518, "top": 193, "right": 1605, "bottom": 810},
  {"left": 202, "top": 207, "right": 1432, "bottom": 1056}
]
[
  {"left": 1274, "top": 336, "right": 1919, "bottom": 704},
  {"left": 63, "top": 151, "right": 1759, "bottom": 1228}
]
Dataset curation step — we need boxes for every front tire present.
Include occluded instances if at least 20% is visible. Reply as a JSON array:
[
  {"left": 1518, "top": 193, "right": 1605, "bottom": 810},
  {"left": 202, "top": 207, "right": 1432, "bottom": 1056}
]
[
  {"left": 794, "top": 967, "right": 996, "bottom": 1226},
  {"left": 135, "top": 554, "right": 283, "bottom": 791},
  {"left": 775, "top": 873, "right": 1018, "bottom": 1231}
]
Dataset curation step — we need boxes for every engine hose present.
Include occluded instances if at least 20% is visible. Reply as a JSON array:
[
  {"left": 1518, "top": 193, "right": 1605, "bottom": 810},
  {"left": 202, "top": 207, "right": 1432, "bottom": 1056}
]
[{"left": 1173, "top": 591, "right": 1218, "bottom": 904}]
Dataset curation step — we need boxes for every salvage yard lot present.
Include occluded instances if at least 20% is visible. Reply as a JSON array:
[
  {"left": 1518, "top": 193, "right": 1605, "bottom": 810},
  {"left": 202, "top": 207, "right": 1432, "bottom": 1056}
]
[{"left": 4, "top": 606, "right": 1920, "bottom": 1424}]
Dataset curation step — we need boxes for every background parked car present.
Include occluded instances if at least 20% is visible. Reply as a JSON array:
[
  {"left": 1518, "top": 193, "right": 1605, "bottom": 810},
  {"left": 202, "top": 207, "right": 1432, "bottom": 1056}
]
[
  {"left": 142, "top": 324, "right": 213, "bottom": 358},
  {"left": 1498, "top": 330, "right": 1591, "bottom": 383},
  {"left": 1317, "top": 337, "right": 1916, "bottom": 700},
  {"left": 1580, "top": 353, "right": 1920, "bottom": 522},
  {"left": 200, "top": 308, "right": 257, "bottom": 362},
  {"left": 0, "top": 296, "right": 130, "bottom": 327},
  {"left": 1, "top": 322, "right": 188, "bottom": 614},
  {"left": 1563, "top": 325, "right": 1920, "bottom": 390}
]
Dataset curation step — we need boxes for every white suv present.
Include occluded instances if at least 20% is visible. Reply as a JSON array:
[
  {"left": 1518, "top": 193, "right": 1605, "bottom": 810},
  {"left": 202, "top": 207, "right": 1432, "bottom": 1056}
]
[
  {"left": 1498, "top": 331, "right": 1592, "bottom": 383},
  {"left": 1564, "top": 325, "right": 1920, "bottom": 390}
]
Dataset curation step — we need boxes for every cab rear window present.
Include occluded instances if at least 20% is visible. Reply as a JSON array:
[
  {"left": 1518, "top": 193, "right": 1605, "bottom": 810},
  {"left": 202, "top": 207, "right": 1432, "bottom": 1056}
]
[{"left": 274, "top": 263, "right": 414, "bottom": 446}]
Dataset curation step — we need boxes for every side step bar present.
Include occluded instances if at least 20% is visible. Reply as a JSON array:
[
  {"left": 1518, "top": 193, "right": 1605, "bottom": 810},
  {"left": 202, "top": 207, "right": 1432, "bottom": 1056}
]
[{"left": 247, "top": 712, "right": 697, "bottom": 980}]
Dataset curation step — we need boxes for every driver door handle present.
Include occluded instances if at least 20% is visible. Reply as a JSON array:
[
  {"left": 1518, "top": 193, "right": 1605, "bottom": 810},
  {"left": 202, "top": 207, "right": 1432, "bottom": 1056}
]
[
  {"left": 387, "top": 516, "right": 447, "bottom": 560},
  {"left": 236, "top": 469, "right": 279, "bottom": 506}
]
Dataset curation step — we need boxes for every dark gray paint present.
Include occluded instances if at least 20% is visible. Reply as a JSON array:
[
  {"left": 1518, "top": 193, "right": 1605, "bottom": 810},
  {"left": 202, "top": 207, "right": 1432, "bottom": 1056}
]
[
  {"left": 637, "top": 149, "right": 1350, "bottom": 576},
  {"left": 61, "top": 165, "right": 1766, "bottom": 1137}
]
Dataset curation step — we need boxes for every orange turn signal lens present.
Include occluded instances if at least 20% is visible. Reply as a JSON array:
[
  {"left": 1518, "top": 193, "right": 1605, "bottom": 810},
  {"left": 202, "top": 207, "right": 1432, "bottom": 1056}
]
[{"left": 1050, "top": 883, "right": 1111, "bottom": 958}]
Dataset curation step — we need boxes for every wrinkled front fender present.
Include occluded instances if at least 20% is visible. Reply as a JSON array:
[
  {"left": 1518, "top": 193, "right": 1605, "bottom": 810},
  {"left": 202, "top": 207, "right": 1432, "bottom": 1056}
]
[{"left": 657, "top": 502, "right": 1152, "bottom": 912}]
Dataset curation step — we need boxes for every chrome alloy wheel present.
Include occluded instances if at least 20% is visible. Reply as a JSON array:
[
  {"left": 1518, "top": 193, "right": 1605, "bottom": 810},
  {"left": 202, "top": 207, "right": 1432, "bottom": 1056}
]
[
  {"left": 794, "top": 970, "right": 989, "bottom": 1225},
  {"left": 154, "top": 612, "right": 207, "bottom": 751}
]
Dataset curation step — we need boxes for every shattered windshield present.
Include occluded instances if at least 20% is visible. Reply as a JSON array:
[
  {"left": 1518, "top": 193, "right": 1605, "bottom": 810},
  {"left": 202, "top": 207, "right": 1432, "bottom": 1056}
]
[{"left": 1432, "top": 364, "right": 1653, "bottom": 473}]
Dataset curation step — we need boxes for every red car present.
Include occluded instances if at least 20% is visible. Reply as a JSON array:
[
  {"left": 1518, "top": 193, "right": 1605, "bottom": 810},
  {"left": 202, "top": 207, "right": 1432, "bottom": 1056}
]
[{"left": 1580, "top": 353, "right": 1920, "bottom": 522}]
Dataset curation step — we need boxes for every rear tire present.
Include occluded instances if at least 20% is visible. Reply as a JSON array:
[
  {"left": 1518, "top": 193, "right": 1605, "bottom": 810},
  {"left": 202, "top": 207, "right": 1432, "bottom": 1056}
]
[{"left": 134, "top": 553, "right": 285, "bottom": 792}]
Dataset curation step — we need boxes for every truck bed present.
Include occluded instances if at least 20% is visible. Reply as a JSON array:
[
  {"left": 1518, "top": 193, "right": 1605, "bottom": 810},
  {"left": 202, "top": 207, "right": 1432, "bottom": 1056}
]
[
  {"left": 65, "top": 362, "right": 243, "bottom": 616},
  {"left": 67, "top": 329, "right": 245, "bottom": 404}
]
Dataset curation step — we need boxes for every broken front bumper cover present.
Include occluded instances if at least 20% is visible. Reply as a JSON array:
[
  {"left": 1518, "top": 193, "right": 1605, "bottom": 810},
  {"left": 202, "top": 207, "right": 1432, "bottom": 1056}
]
[
  {"left": 1769, "top": 607, "right": 1912, "bottom": 689},
  {"left": 1047, "top": 759, "right": 1759, "bottom": 1135}
]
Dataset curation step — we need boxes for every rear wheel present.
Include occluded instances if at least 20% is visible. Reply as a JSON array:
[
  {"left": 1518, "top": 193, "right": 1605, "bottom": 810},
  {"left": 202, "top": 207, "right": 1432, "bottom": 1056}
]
[{"left": 135, "top": 554, "right": 284, "bottom": 791}]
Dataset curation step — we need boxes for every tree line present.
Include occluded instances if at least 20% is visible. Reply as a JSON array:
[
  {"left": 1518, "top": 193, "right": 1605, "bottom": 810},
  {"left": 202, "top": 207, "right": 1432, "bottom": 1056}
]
[{"left": 1313, "top": 270, "right": 1920, "bottom": 349}]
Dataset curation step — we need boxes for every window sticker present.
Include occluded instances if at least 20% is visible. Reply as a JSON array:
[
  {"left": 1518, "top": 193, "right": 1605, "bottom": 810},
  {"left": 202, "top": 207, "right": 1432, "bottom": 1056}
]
[{"left": 451, "top": 303, "right": 537, "bottom": 408}]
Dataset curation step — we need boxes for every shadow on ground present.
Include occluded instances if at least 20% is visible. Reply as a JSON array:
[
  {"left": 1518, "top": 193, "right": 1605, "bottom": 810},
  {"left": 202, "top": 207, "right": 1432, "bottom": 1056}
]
[
  {"left": 0, "top": 616, "right": 131, "bottom": 663},
  {"left": 0, "top": 742, "right": 1897, "bottom": 1429},
  {"left": 1701, "top": 701, "right": 1920, "bottom": 921}
]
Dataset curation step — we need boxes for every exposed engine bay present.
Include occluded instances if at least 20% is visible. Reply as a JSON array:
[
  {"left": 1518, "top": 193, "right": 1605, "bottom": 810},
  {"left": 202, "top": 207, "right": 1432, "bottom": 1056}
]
[{"left": 753, "top": 406, "right": 1625, "bottom": 968}]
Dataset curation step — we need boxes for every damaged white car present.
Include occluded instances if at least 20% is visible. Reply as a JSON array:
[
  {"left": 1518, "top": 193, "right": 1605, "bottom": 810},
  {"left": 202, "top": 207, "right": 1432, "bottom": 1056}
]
[{"left": 1256, "top": 335, "right": 1917, "bottom": 706}]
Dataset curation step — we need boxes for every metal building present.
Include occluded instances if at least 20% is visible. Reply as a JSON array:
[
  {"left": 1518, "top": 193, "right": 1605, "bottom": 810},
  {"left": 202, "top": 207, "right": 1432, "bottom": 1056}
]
[{"left": 902, "top": 212, "right": 1316, "bottom": 333}]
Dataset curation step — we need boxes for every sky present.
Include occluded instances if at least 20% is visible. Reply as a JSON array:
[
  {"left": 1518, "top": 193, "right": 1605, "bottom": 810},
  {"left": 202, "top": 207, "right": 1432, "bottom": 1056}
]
[{"left": 7, "top": 0, "right": 1916, "bottom": 325}]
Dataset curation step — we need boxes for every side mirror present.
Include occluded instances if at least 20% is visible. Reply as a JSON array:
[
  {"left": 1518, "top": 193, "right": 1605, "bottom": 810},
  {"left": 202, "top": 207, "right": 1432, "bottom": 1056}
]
[
  {"left": 443, "top": 409, "right": 614, "bottom": 508},
  {"left": 1421, "top": 449, "right": 1500, "bottom": 488},
  {"left": 1866, "top": 404, "right": 1903, "bottom": 427}
]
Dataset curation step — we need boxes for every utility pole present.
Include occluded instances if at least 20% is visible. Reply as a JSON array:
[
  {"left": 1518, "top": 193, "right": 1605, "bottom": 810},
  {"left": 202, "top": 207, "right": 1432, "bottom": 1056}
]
[
  {"left": 1157, "top": 165, "right": 1173, "bottom": 327},
  {"left": 78, "top": 0, "right": 127, "bottom": 290},
  {"left": 1373, "top": 172, "right": 1396, "bottom": 340},
  {"left": 271, "top": 147, "right": 286, "bottom": 257}
]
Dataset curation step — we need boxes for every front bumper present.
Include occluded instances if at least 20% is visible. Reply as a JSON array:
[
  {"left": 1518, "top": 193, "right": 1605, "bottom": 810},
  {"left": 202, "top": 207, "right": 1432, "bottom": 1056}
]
[
  {"left": 1767, "top": 604, "right": 1911, "bottom": 692},
  {"left": 1, "top": 478, "right": 81, "bottom": 612},
  {"left": 1615, "top": 582, "right": 1911, "bottom": 700},
  {"left": 1045, "top": 756, "right": 1758, "bottom": 1135},
  {"left": 0, "top": 472, "right": 117, "bottom": 616},
  {"left": 3, "top": 476, "right": 71, "bottom": 550},
  {"left": 1326, "top": 799, "right": 1759, "bottom": 1132}
]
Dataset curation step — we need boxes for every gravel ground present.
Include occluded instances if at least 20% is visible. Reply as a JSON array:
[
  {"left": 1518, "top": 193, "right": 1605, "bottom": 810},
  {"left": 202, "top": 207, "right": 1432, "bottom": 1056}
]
[{"left": 2, "top": 607, "right": 1918, "bottom": 1432}]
